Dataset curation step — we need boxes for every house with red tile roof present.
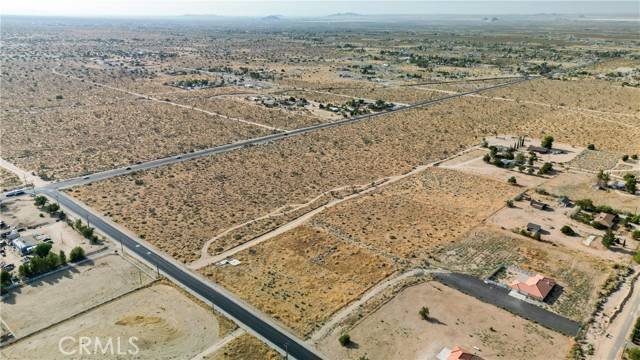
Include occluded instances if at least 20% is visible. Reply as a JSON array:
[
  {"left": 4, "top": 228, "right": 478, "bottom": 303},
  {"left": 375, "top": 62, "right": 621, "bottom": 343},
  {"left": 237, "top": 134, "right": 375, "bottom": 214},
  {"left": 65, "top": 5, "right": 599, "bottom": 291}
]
[
  {"left": 447, "top": 346, "right": 483, "bottom": 360},
  {"left": 509, "top": 273, "right": 556, "bottom": 301}
]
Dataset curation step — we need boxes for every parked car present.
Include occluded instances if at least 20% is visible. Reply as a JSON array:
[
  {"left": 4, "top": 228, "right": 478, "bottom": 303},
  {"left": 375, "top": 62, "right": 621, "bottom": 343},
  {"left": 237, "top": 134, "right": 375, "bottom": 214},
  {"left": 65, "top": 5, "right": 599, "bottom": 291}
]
[{"left": 2, "top": 264, "right": 15, "bottom": 272}]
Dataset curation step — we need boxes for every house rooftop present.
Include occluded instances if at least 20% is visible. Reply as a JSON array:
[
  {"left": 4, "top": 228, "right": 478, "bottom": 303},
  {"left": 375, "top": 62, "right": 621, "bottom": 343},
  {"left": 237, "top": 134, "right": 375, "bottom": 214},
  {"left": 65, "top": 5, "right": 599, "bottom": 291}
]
[
  {"left": 510, "top": 274, "right": 556, "bottom": 300},
  {"left": 594, "top": 213, "right": 616, "bottom": 228},
  {"left": 448, "top": 346, "right": 483, "bottom": 360}
]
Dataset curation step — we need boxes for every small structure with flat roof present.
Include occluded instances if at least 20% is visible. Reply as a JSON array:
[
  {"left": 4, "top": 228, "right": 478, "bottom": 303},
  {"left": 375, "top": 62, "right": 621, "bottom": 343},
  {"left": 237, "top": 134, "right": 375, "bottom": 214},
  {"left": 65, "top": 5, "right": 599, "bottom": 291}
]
[
  {"left": 529, "top": 199, "right": 548, "bottom": 210},
  {"left": 527, "top": 223, "right": 542, "bottom": 236}
]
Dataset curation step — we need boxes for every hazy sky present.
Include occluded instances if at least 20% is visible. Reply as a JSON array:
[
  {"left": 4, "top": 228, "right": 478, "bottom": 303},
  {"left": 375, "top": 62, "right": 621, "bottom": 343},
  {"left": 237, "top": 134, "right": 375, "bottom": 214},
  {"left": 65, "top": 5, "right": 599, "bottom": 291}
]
[{"left": 3, "top": 1, "right": 638, "bottom": 17}]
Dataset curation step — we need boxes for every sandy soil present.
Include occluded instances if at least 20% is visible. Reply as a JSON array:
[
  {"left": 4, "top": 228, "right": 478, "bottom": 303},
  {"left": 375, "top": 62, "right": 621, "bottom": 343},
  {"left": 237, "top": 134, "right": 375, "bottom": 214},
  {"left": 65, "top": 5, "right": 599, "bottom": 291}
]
[
  {"left": 543, "top": 170, "right": 640, "bottom": 213},
  {"left": 487, "top": 79, "right": 640, "bottom": 115},
  {"left": 435, "top": 225, "right": 617, "bottom": 322},
  {"left": 318, "top": 281, "right": 571, "bottom": 360},
  {"left": 205, "top": 334, "right": 281, "bottom": 360},
  {"left": 0, "top": 168, "right": 22, "bottom": 190},
  {"left": 1, "top": 283, "right": 226, "bottom": 359},
  {"left": 1, "top": 98, "right": 270, "bottom": 179},
  {"left": 487, "top": 193, "right": 628, "bottom": 261},
  {"left": 314, "top": 168, "right": 521, "bottom": 261},
  {"left": 199, "top": 224, "right": 394, "bottom": 337},
  {"left": 1, "top": 254, "right": 154, "bottom": 338}
]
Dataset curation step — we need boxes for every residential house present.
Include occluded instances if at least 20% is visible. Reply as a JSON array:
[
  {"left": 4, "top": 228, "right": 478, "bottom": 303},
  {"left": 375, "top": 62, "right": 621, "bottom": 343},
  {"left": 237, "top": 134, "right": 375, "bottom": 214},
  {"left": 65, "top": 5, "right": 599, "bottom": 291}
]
[
  {"left": 509, "top": 273, "right": 556, "bottom": 301},
  {"left": 527, "top": 145, "right": 549, "bottom": 154},
  {"left": 530, "top": 199, "right": 548, "bottom": 210},
  {"left": 527, "top": 223, "right": 542, "bottom": 236},
  {"left": 594, "top": 213, "right": 616, "bottom": 228}
]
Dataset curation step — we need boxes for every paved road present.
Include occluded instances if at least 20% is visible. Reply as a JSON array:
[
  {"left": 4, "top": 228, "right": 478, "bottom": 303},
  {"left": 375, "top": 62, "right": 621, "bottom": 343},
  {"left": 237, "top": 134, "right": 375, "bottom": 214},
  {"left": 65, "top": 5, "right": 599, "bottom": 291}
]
[
  {"left": 46, "top": 77, "right": 529, "bottom": 191},
  {"left": 38, "top": 188, "right": 323, "bottom": 360},
  {"left": 434, "top": 272, "right": 581, "bottom": 336}
]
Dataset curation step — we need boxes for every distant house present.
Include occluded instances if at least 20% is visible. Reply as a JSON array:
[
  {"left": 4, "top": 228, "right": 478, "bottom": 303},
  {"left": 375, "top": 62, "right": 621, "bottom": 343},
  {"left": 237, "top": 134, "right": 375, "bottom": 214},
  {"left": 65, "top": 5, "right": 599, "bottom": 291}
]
[
  {"left": 437, "top": 346, "right": 483, "bottom": 360},
  {"left": 528, "top": 145, "right": 549, "bottom": 154},
  {"left": 12, "top": 236, "right": 38, "bottom": 255},
  {"left": 527, "top": 223, "right": 542, "bottom": 235},
  {"left": 529, "top": 199, "right": 548, "bottom": 210},
  {"left": 500, "top": 159, "right": 518, "bottom": 167},
  {"left": 594, "top": 213, "right": 616, "bottom": 228},
  {"left": 607, "top": 180, "right": 626, "bottom": 190},
  {"left": 509, "top": 273, "right": 556, "bottom": 301},
  {"left": 557, "top": 196, "right": 571, "bottom": 208}
]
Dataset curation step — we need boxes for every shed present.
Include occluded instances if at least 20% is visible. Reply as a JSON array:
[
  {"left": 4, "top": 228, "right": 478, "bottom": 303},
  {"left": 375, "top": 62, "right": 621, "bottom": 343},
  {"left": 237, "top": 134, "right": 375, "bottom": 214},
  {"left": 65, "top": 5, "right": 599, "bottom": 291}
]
[
  {"left": 530, "top": 199, "right": 548, "bottom": 210},
  {"left": 594, "top": 213, "right": 616, "bottom": 228},
  {"left": 527, "top": 145, "right": 549, "bottom": 154},
  {"left": 527, "top": 223, "right": 542, "bottom": 235}
]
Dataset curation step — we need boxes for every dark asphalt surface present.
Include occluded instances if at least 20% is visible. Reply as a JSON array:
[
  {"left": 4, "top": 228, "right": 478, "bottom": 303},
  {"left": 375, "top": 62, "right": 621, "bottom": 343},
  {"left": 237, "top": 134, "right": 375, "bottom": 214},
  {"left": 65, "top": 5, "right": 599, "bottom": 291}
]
[
  {"left": 434, "top": 272, "right": 581, "bottom": 336},
  {"left": 40, "top": 188, "right": 323, "bottom": 360},
  {"left": 47, "top": 77, "right": 529, "bottom": 191}
]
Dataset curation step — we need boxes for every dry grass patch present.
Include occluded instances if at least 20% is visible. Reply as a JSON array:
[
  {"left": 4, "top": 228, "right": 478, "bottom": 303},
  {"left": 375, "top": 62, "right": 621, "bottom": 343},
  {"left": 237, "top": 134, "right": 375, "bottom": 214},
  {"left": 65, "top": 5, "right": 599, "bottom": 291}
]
[
  {"left": 314, "top": 168, "right": 520, "bottom": 262},
  {"left": 568, "top": 149, "right": 622, "bottom": 172},
  {"left": 205, "top": 334, "right": 280, "bottom": 360},
  {"left": 487, "top": 78, "right": 640, "bottom": 115},
  {"left": 0, "top": 168, "right": 22, "bottom": 190},
  {"left": 317, "top": 281, "right": 570, "bottom": 360},
  {"left": 1, "top": 98, "right": 269, "bottom": 179},
  {"left": 199, "top": 225, "right": 394, "bottom": 337}
]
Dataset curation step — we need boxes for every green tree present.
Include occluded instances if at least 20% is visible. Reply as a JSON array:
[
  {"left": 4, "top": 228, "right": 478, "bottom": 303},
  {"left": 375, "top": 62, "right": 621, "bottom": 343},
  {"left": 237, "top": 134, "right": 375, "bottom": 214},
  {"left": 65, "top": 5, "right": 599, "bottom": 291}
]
[
  {"left": 419, "top": 306, "right": 430, "bottom": 320},
  {"left": 602, "top": 230, "right": 616, "bottom": 249},
  {"left": 624, "top": 173, "right": 637, "bottom": 194},
  {"left": 633, "top": 230, "right": 640, "bottom": 240},
  {"left": 0, "top": 270, "right": 11, "bottom": 286},
  {"left": 34, "top": 195, "right": 48, "bottom": 207},
  {"left": 587, "top": 144, "right": 595, "bottom": 150},
  {"left": 623, "top": 155, "right": 630, "bottom": 162},
  {"left": 338, "top": 334, "right": 351, "bottom": 347},
  {"left": 33, "top": 242, "right": 52, "bottom": 258},
  {"left": 538, "top": 162, "right": 553, "bottom": 175},
  {"left": 59, "top": 250, "right": 67, "bottom": 265},
  {"left": 541, "top": 135, "right": 554, "bottom": 149},
  {"left": 69, "top": 246, "right": 85, "bottom": 262},
  {"left": 560, "top": 225, "right": 576, "bottom": 236},
  {"left": 508, "top": 176, "right": 517, "bottom": 185}
]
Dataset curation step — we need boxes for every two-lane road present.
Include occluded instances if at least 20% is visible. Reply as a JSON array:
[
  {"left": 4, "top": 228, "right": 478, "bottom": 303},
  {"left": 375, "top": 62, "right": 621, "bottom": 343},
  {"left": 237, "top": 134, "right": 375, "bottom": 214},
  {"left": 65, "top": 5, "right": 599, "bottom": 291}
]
[
  {"left": 47, "top": 76, "right": 530, "bottom": 191},
  {"left": 40, "top": 188, "right": 323, "bottom": 360}
]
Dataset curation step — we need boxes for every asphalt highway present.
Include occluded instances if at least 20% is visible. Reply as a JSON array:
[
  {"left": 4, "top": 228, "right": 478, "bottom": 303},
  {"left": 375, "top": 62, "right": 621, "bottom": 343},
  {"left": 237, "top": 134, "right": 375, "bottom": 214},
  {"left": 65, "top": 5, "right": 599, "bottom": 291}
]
[
  {"left": 47, "top": 76, "right": 529, "bottom": 191},
  {"left": 39, "top": 188, "right": 323, "bottom": 360}
]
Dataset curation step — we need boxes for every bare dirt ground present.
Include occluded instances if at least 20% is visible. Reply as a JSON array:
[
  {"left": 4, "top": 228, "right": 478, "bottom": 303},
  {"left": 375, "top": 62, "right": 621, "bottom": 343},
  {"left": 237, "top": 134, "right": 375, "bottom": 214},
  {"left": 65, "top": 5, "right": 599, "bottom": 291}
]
[
  {"left": 205, "top": 334, "right": 281, "bottom": 360},
  {"left": 543, "top": 170, "right": 640, "bottom": 213},
  {"left": 1, "top": 98, "right": 270, "bottom": 179},
  {"left": 317, "top": 281, "right": 571, "bottom": 360},
  {"left": 487, "top": 193, "right": 630, "bottom": 261},
  {"left": 487, "top": 79, "right": 640, "bottom": 116},
  {"left": 435, "top": 225, "right": 617, "bottom": 322},
  {"left": 313, "top": 168, "right": 521, "bottom": 262},
  {"left": 199, "top": 224, "right": 395, "bottom": 337},
  {"left": 1, "top": 283, "right": 229, "bottom": 359},
  {"left": 1, "top": 254, "right": 154, "bottom": 338},
  {"left": 0, "top": 168, "right": 22, "bottom": 190}
]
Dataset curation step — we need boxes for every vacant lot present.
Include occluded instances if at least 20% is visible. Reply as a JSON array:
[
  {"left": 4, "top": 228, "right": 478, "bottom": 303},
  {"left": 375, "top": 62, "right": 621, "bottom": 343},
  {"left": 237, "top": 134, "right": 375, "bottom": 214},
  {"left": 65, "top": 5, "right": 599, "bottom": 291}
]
[
  {"left": 68, "top": 93, "right": 638, "bottom": 263},
  {"left": 1, "top": 254, "right": 153, "bottom": 338},
  {"left": 199, "top": 224, "right": 394, "bottom": 337},
  {"left": 487, "top": 78, "right": 640, "bottom": 115},
  {"left": 435, "top": 226, "right": 617, "bottom": 322},
  {"left": 543, "top": 171, "right": 640, "bottom": 213},
  {"left": 318, "top": 281, "right": 570, "bottom": 360},
  {"left": 314, "top": 168, "right": 520, "bottom": 261},
  {"left": 206, "top": 334, "right": 280, "bottom": 360},
  {"left": 1, "top": 98, "right": 270, "bottom": 179},
  {"left": 0, "top": 168, "right": 22, "bottom": 190},
  {"left": 2, "top": 283, "right": 230, "bottom": 359}
]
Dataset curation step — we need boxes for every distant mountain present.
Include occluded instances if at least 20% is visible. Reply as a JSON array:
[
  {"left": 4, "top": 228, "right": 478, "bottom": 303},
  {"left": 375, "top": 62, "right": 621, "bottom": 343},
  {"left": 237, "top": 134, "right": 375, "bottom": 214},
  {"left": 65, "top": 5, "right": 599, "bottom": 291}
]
[
  {"left": 262, "top": 15, "right": 283, "bottom": 21},
  {"left": 327, "top": 12, "right": 363, "bottom": 17}
]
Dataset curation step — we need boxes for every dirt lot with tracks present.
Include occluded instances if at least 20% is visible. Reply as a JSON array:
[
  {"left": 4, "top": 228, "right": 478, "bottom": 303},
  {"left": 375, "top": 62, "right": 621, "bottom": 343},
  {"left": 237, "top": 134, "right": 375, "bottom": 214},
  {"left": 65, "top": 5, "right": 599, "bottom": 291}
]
[
  {"left": 199, "top": 224, "right": 394, "bottom": 337},
  {"left": 318, "top": 280, "right": 570, "bottom": 360},
  {"left": 2, "top": 283, "right": 233, "bottom": 359}
]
